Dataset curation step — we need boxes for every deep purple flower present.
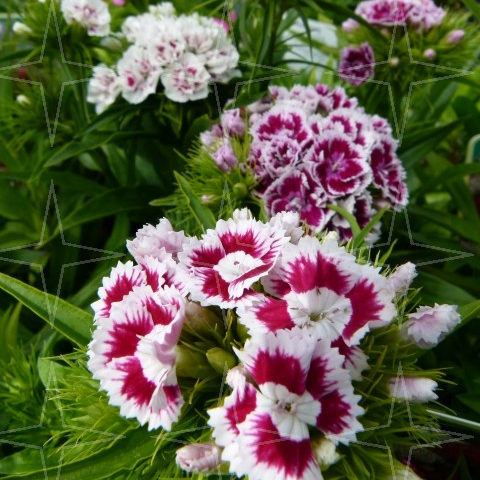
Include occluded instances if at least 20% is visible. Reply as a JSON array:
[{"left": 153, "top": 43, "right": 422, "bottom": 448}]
[{"left": 339, "top": 43, "right": 375, "bottom": 86}]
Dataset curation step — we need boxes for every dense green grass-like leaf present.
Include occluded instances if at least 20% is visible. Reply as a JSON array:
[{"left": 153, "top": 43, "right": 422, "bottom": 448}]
[{"left": 174, "top": 172, "right": 217, "bottom": 231}]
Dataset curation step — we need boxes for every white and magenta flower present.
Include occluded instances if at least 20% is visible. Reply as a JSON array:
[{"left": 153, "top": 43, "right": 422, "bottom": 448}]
[
  {"left": 264, "top": 168, "right": 332, "bottom": 232},
  {"left": 306, "top": 132, "right": 372, "bottom": 197},
  {"left": 179, "top": 209, "right": 288, "bottom": 308},
  {"left": 61, "top": 0, "right": 111, "bottom": 37},
  {"left": 126, "top": 218, "right": 186, "bottom": 264},
  {"left": 238, "top": 235, "right": 396, "bottom": 345},
  {"left": 117, "top": 45, "right": 161, "bottom": 104},
  {"left": 339, "top": 43, "right": 375, "bottom": 86},
  {"left": 203, "top": 84, "right": 406, "bottom": 242},
  {"left": 161, "top": 53, "right": 211, "bottom": 103},
  {"left": 370, "top": 136, "right": 408, "bottom": 208},
  {"left": 403, "top": 303, "right": 461, "bottom": 349},
  {"left": 208, "top": 329, "right": 363, "bottom": 480},
  {"left": 88, "top": 284, "right": 185, "bottom": 430},
  {"left": 389, "top": 375, "right": 438, "bottom": 403},
  {"left": 353, "top": 0, "right": 445, "bottom": 30},
  {"left": 87, "top": 64, "right": 121, "bottom": 114}
]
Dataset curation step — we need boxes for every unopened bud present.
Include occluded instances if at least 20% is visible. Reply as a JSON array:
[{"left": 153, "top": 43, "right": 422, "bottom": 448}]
[
  {"left": 233, "top": 182, "right": 248, "bottom": 198},
  {"left": 16, "top": 94, "right": 31, "bottom": 107},
  {"left": 185, "top": 301, "right": 223, "bottom": 334},
  {"left": 13, "top": 22, "right": 32, "bottom": 35},
  {"left": 206, "top": 347, "right": 237, "bottom": 374},
  {"left": 389, "top": 57, "right": 399, "bottom": 67},
  {"left": 176, "top": 443, "right": 221, "bottom": 473},
  {"left": 446, "top": 29, "right": 464, "bottom": 45},
  {"left": 311, "top": 437, "right": 340, "bottom": 468},
  {"left": 423, "top": 48, "right": 436, "bottom": 60},
  {"left": 389, "top": 376, "right": 438, "bottom": 403},
  {"left": 176, "top": 345, "right": 213, "bottom": 378}
]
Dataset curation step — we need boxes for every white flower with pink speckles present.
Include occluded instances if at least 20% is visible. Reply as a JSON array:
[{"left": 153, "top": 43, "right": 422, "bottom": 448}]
[
  {"left": 87, "top": 4, "right": 239, "bottom": 110},
  {"left": 117, "top": 45, "right": 161, "bottom": 104},
  {"left": 161, "top": 53, "right": 211, "bottom": 103},
  {"left": 61, "top": 0, "right": 111, "bottom": 37},
  {"left": 87, "top": 64, "right": 121, "bottom": 114},
  {"left": 208, "top": 329, "right": 363, "bottom": 480}
]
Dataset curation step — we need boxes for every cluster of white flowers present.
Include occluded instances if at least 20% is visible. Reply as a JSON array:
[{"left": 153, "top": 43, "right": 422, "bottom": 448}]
[{"left": 87, "top": 2, "right": 239, "bottom": 113}]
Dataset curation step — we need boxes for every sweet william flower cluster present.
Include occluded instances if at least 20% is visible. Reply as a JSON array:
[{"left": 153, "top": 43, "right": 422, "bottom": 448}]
[
  {"left": 86, "top": 2, "right": 239, "bottom": 112},
  {"left": 200, "top": 84, "right": 408, "bottom": 243},
  {"left": 88, "top": 208, "right": 461, "bottom": 480},
  {"left": 340, "top": 0, "right": 468, "bottom": 86}
]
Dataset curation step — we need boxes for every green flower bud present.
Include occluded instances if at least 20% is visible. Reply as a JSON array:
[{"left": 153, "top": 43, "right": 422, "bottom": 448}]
[
  {"left": 176, "top": 345, "right": 213, "bottom": 378},
  {"left": 233, "top": 182, "right": 248, "bottom": 198},
  {"left": 206, "top": 347, "right": 237, "bottom": 374}
]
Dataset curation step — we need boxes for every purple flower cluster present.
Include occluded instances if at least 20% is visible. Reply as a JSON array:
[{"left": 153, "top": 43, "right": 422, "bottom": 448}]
[
  {"left": 353, "top": 0, "right": 445, "bottom": 30},
  {"left": 201, "top": 84, "right": 408, "bottom": 243}
]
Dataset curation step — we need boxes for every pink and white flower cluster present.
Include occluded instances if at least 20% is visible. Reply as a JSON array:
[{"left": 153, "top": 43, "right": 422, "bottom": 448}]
[
  {"left": 201, "top": 84, "right": 407, "bottom": 242},
  {"left": 88, "top": 210, "right": 460, "bottom": 479},
  {"left": 350, "top": 0, "right": 445, "bottom": 31},
  {"left": 61, "top": 0, "right": 111, "bottom": 37},
  {"left": 87, "top": 2, "right": 239, "bottom": 112}
]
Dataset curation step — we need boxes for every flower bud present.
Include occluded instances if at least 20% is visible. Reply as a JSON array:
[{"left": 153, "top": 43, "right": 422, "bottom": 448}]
[
  {"left": 185, "top": 301, "right": 223, "bottom": 334},
  {"left": 423, "top": 48, "right": 436, "bottom": 60},
  {"left": 342, "top": 18, "right": 359, "bottom": 33},
  {"left": 389, "top": 376, "right": 438, "bottom": 403},
  {"left": 403, "top": 303, "right": 461, "bottom": 349},
  {"left": 200, "top": 194, "right": 215, "bottom": 206},
  {"left": 447, "top": 29, "right": 465, "bottom": 45},
  {"left": 389, "top": 57, "right": 399, "bottom": 67},
  {"left": 212, "top": 143, "right": 238, "bottom": 172},
  {"left": 176, "top": 345, "right": 213, "bottom": 378},
  {"left": 12, "top": 22, "right": 32, "bottom": 35},
  {"left": 221, "top": 108, "right": 245, "bottom": 137},
  {"left": 389, "top": 262, "right": 416, "bottom": 296},
  {"left": 16, "top": 94, "right": 31, "bottom": 107},
  {"left": 233, "top": 182, "right": 248, "bottom": 198},
  {"left": 176, "top": 443, "right": 221, "bottom": 473},
  {"left": 311, "top": 437, "right": 341, "bottom": 468},
  {"left": 206, "top": 347, "right": 237, "bottom": 374}
]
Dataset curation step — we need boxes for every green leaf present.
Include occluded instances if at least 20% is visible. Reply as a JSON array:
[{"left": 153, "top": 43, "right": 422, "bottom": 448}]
[
  {"left": 407, "top": 205, "right": 480, "bottom": 243},
  {"left": 0, "top": 273, "right": 92, "bottom": 346},
  {"left": 353, "top": 208, "right": 387, "bottom": 249},
  {"left": 44, "top": 132, "right": 156, "bottom": 168},
  {"left": 461, "top": 0, "right": 480, "bottom": 20},
  {"left": 400, "top": 121, "right": 462, "bottom": 168},
  {"left": 174, "top": 172, "right": 216, "bottom": 231},
  {"left": 327, "top": 204, "right": 361, "bottom": 237},
  {"left": 412, "top": 163, "right": 480, "bottom": 197},
  {"left": 3, "top": 428, "right": 157, "bottom": 480},
  {"left": 54, "top": 186, "right": 158, "bottom": 236},
  {"left": 456, "top": 300, "right": 480, "bottom": 331}
]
